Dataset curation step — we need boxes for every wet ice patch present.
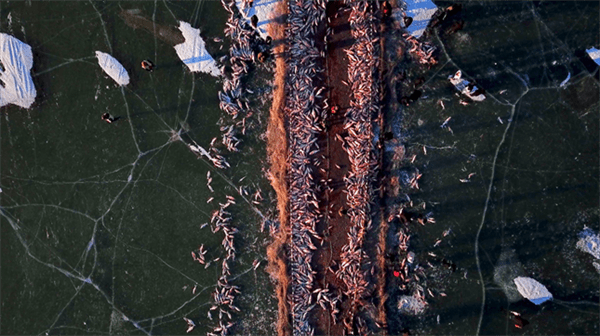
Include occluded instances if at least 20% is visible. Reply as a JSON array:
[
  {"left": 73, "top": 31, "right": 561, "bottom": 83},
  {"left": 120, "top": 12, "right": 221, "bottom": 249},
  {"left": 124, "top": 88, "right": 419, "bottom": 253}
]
[
  {"left": 586, "top": 47, "right": 600, "bottom": 66},
  {"left": 0, "top": 33, "right": 36, "bottom": 108},
  {"left": 577, "top": 226, "right": 600, "bottom": 259},
  {"left": 95, "top": 51, "right": 130, "bottom": 86},
  {"left": 235, "top": 0, "right": 281, "bottom": 39},
  {"left": 174, "top": 21, "right": 221, "bottom": 77},
  {"left": 513, "top": 276, "right": 553, "bottom": 305}
]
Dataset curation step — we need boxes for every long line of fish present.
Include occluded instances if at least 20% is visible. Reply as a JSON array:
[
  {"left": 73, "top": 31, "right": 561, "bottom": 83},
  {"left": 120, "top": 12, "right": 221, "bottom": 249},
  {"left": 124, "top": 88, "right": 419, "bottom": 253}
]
[
  {"left": 336, "top": 0, "right": 380, "bottom": 332},
  {"left": 285, "top": 0, "right": 327, "bottom": 335}
]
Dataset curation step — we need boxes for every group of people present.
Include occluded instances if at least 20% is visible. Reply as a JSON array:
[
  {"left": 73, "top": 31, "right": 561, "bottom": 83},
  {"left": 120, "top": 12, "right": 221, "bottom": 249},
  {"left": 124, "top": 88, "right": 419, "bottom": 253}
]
[{"left": 101, "top": 59, "right": 154, "bottom": 124}]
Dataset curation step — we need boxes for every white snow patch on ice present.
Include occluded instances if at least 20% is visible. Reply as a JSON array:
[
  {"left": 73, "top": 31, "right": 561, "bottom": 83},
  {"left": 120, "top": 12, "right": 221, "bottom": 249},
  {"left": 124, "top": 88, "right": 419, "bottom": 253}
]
[
  {"left": 235, "top": 0, "right": 281, "bottom": 40},
  {"left": 174, "top": 21, "right": 221, "bottom": 77},
  {"left": 393, "top": 0, "right": 438, "bottom": 38},
  {"left": 586, "top": 47, "right": 600, "bottom": 66},
  {"left": 559, "top": 72, "right": 571, "bottom": 87},
  {"left": 0, "top": 33, "right": 36, "bottom": 108},
  {"left": 449, "top": 70, "right": 486, "bottom": 101},
  {"left": 513, "top": 276, "right": 553, "bottom": 305},
  {"left": 95, "top": 51, "right": 130, "bottom": 86}
]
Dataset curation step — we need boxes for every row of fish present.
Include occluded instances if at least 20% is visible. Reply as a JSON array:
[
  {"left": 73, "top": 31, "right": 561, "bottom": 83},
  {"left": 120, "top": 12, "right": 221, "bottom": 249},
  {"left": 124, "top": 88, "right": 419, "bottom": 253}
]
[
  {"left": 203, "top": 1, "right": 265, "bottom": 334},
  {"left": 207, "top": 197, "right": 239, "bottom": 336},
  {"left": 285, "top": 0, "right": 328, "bottom": 335},
  {"left": 336, "top": 1, "right": 380, "bottom": 333}
]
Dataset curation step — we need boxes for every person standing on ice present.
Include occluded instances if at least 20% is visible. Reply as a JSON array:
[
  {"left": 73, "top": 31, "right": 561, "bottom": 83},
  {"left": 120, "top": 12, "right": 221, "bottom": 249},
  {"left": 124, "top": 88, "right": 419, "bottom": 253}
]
[
  {"left": 101, "top": 113, "right": 120, "bottom": 124},
  {"left": 141, "top": 59, "right": 155, "bottom": 71}
]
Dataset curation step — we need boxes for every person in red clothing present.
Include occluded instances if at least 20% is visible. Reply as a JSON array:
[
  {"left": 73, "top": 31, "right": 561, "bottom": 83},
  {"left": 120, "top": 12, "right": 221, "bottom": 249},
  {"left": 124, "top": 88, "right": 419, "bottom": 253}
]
[{"left": 382, "top": 1, "right": 392, "bottom": 18}]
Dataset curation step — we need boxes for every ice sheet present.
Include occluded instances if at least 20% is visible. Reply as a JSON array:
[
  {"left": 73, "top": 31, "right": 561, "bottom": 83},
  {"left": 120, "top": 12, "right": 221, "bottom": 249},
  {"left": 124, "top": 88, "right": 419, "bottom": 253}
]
[
  {"left": 95, "top": 51, "right": 130, "bottom": 86},
  {"left": 174, "top": 21, "right": 221, "bottom": 77},
  {"left": 0, "top": 33, "right": 36, "bottom": 108}
]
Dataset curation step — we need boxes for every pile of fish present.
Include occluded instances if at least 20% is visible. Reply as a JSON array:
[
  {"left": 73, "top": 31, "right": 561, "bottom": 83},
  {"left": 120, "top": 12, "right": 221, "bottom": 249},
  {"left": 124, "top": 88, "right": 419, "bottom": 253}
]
[
  {"left": 207, "top": 196, "right": 240, "bottom": 336},
  {"left": 284, "top": 0, "right": 327, "bottom": 335},
  {"left": 404, "top": 32, "right": 438, "bottom": 66},
  {"left": 215, "top": 0, "right": 265, "bottom": 157},
  {"left": 336, "top": 1, "right": 380, "bottom": 329}
]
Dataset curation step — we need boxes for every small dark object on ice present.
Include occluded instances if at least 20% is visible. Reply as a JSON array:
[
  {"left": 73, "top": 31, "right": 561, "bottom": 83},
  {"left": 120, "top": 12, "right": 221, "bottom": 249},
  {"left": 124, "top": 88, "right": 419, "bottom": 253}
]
[
  {"left": 141, "top": 59, "right": 155, "bottom": 71},
  {"left": 102, "top": 113, "right": 120, "bottom": 124},
  {"left": 399, "top": 90, "right": 422, "bottom": 106},
  {"left": 446, "top": 20, "right": 465, "bottom": 35},
  {"left": 446, "top": 3, "right": 463, "bottom": 16},
  {"left": 251, "top": 15, "right": 258, "bottom": 28},
  {"left": 403, "top": 16, "right": 413, "bottom": 28}
]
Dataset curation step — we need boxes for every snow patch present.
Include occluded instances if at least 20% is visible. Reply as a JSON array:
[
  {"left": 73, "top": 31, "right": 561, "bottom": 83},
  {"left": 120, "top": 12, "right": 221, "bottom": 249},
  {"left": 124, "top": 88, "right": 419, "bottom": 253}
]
[
  {"left": 395, "top": 0, "right": 438, "bottom": 38},
  {"left": 0, "top": 33, "right": 36, "bottom": 108},
  {"left": 95, "top": 51, "right": 130, "bottom": 86},
  {"left": 449, "top": 70, "right": 486, "bottom": 101},
  {"left": 513, "top": 276, "right": 553, "bottom": 305},
  {"left": 586, "top": 47, "right": 600, "bottom": 66},
  {"left": 174, "top": 21, "right": 221, "bottom": 77},
  {"left": 235, "top": 0, "right": 281, "bottom": 40}
]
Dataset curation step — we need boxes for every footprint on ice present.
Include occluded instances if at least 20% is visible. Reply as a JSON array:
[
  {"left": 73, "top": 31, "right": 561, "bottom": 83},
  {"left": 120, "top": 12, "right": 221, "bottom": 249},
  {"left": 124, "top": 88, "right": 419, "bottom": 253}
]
[
  {"left": 0, "top": 33, "right": 36, "bottom": 108},
  {"left": 493, "top": 247, "right": 525, "bottom": 303},
  {"left": 513, "top": 276, "right": 553, "bottom": 305},
  {"left": 95, "top": 51, "right": 130, "bottom": 86}
]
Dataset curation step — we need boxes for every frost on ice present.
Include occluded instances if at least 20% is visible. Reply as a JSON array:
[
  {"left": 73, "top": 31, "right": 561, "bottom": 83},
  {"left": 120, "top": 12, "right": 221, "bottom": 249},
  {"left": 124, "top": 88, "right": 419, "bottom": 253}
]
[
  {"left": 577, "top": 227, "right": 600, "bottom": 259},
  {"left": 95, "top": 51, "right": 130, "bottom": 86},
  {"left": 397, "top": 294, "right": 427, "bottom": 315},
  {"left": 577, "top": 227, "right": 600, "bottom": 274},
  {"left": 235, "top": 0, "right": 281, "bottom": 39},
  {"left": 513, "top": 276, "right": 553, "bottom": 305},
  {"left": 174, "top": 21, "right": 221, "bottom": 77},
  {"left": 0, "top": 33, "right": 36, "bottom": 108}
]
